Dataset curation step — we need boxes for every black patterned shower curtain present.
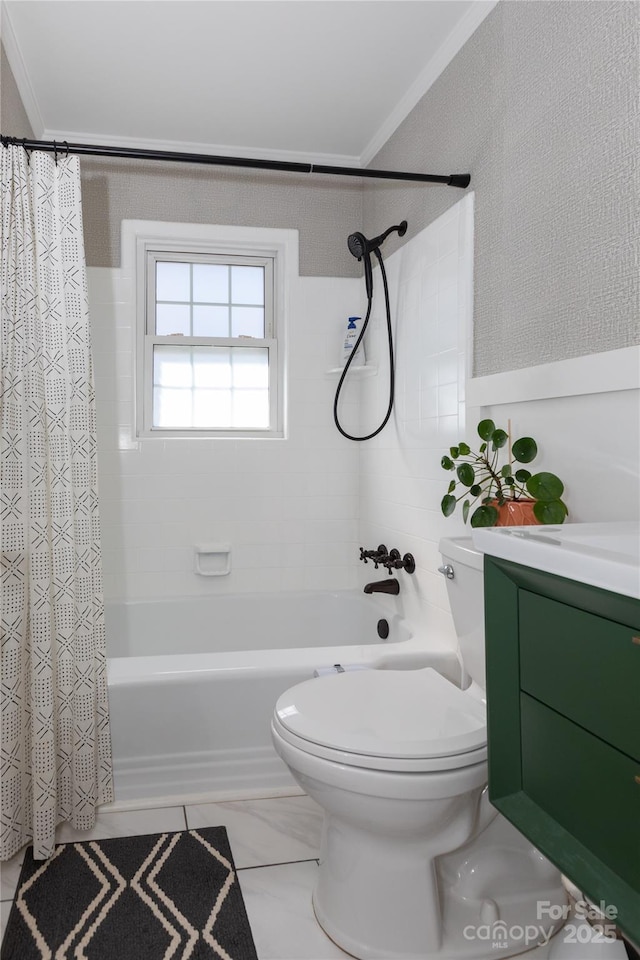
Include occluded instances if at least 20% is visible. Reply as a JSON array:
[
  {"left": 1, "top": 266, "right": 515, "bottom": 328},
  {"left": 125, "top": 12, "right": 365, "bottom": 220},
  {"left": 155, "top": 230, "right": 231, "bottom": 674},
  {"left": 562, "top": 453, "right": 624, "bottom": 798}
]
[{"left": 0, "top": 143, "right": 113, "bottom": 860}]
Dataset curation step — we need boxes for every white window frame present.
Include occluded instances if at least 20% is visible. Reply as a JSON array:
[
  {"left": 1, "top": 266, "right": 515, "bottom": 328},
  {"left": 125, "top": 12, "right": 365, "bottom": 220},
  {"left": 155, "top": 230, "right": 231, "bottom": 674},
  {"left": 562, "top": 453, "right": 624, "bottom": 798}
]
[{"left": 125, "top": 221, "right": 298, "bottom": 440}]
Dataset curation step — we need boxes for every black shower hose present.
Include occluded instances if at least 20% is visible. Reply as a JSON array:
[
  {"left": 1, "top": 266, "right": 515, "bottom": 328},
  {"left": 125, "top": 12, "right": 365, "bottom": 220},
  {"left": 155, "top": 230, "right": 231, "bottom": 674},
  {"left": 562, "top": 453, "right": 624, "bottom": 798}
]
[{"left": 333, "top": 249, "right": 395, "bottom": 442}]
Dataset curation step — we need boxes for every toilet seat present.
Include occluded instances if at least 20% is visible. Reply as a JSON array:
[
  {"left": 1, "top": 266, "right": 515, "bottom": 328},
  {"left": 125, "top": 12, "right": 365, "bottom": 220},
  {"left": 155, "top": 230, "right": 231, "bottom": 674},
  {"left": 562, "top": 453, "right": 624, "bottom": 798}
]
[{"left": 273, "top": 668, "right": 487, "bottom": 773}]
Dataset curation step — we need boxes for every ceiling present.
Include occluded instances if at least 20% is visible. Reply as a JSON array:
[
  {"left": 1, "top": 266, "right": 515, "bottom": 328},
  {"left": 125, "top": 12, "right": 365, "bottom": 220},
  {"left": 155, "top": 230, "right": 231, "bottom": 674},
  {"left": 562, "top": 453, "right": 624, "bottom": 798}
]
[{"left": 3, "top": 0, "right": 496, "bottom": 166}]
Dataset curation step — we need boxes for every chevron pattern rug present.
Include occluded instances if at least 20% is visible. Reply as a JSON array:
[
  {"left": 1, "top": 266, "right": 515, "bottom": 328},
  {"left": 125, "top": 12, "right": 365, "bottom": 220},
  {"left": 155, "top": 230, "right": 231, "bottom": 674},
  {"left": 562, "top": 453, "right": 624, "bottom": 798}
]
[{"left": 1, "top": 827, "right": 258, "bottom": 959}]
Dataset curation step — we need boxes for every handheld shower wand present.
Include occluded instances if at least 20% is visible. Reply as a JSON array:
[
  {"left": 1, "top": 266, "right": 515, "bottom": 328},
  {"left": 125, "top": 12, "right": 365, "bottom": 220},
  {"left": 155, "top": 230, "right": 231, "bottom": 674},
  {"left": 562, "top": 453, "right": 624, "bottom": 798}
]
[
  {"left": 334, "top": 219, "right": 408, "bottom": 442},
  {"left": 347, "top": 221, "right": 408, "bottom": 299}
]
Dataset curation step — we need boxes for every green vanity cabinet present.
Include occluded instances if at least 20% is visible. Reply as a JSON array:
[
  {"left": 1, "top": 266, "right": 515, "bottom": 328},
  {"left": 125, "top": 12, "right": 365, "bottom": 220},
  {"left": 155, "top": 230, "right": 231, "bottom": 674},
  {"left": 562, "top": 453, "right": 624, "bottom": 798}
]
[{"left": 484, "top": 556, "right": 640, "bottom": 944}]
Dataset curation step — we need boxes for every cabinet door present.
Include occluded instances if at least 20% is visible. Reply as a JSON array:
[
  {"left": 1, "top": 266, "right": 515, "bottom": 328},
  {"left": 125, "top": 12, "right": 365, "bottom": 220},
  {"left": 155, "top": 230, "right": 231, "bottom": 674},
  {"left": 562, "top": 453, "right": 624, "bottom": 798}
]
[
  {"left": 519, "top": 591, "right": 640, "bottom": 760},
  {"left": 521, "top": 693, "right": 640, "bottom": 891}
]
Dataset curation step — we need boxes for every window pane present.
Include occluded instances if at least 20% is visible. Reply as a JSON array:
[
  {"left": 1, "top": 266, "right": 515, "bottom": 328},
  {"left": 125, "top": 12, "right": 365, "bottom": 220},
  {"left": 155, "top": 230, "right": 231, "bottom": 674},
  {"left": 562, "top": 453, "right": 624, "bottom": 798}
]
[
  {"left": 231, "top": 266, "right": 264, "bottom": 305},
  {"left": 192, "top": 390, "right": 232, "bottom": 429},
  {"left": 152, "top": 345, "right": 270, "bottom": 430},
  {"left": 233, "top": 390, "right": 270, "bottom": 429},
  {"left": 156, "top": 262, "right": 190, "bottom": 302},
  {"left": 193, "top": 305, "right": 229, "bottom": 337},
  {"left": 193, "top": 264, "right": 228, "bottom": 303},
  {"left": 153, "top": 387, "right": 192, "bottom": 428},
  {"left": 193, "top": 347, "right": 232, "bottom": 389},
  {"left": 231, "top": 306, "right": 264, "bottom": 338},
  {"left": 232, "top": 348, "right": 269, "bottom": 388},
  {"left": 156, "top": 303, "right": 191, "bottom": 336},
  {"left": 153, "top": 346, "right": 193, "bottom": 387}
]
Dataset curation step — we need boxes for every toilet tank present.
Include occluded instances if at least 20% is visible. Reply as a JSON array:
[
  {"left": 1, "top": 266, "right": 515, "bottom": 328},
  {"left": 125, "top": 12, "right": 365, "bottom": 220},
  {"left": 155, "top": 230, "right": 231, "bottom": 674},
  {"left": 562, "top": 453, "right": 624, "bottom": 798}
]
[{"left": 438, "top": 537, "right": 486, "bottom": 690}]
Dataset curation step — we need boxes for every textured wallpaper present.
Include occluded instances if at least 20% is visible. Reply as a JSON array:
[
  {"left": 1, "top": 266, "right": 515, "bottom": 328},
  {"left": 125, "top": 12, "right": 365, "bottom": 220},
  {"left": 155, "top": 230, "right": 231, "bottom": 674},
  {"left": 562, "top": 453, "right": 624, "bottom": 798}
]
[
  {"left": 363, "top": 1, "right": 640, "bottom": 376},
  {"left": 78, "top": 158, "right": 363, "bottom": 277}
]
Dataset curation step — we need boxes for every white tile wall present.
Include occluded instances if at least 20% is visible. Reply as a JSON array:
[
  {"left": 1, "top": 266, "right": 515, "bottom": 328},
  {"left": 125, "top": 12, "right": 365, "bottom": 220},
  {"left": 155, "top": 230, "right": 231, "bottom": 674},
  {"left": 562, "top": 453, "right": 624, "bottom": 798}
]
[
  {"left": 357, "top": 195, "right": 475, "bottom": 652},
  {"left": 91, "top": 200, "right": 636, "bottom": 626},
  {"left": 89, "top": 269, "right": 364, "bottom": 600}
]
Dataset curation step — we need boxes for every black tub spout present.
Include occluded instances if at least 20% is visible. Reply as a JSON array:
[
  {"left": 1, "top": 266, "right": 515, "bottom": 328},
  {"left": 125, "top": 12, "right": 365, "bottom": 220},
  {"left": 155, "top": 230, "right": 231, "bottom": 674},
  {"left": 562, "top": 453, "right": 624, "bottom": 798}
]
[{"left": 364, "top": 579, "right": 400, "bottom": 595}]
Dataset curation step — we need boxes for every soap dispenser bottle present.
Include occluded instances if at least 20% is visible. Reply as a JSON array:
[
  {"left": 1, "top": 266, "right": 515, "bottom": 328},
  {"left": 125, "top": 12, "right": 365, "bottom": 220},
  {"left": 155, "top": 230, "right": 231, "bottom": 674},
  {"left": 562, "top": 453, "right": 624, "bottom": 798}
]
[{"left": 342, "top": 316, "right": 365, "bottom": 367}]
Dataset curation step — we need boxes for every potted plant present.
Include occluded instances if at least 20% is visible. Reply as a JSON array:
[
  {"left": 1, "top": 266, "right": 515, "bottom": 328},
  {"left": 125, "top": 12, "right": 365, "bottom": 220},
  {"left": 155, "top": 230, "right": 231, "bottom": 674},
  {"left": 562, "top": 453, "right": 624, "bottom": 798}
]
[{"left": 441, "top": 419, "right": 568, "bottom": 527}]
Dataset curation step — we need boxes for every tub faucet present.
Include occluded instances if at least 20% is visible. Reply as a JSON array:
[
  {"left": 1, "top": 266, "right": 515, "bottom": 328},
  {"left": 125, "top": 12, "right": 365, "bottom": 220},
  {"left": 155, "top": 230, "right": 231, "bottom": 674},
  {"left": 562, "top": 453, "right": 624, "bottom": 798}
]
[{"left": 364, "top": 579, "right": 400, "bottom": 595}]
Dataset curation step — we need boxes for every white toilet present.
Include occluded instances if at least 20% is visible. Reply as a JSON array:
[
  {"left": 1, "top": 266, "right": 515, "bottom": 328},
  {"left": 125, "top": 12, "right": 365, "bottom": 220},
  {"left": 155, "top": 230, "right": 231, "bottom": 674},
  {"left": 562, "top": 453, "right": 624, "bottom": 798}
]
[{"left": 271, "top": 537, "right": 566, "bottom": 960}]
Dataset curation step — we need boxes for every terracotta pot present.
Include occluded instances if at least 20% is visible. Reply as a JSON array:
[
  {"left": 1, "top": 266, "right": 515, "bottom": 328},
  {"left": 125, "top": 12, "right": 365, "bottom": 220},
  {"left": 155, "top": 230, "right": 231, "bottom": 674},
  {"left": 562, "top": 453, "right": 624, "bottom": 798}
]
[{"left": 493, "top": 499, "right": 540, "bottom": 527}]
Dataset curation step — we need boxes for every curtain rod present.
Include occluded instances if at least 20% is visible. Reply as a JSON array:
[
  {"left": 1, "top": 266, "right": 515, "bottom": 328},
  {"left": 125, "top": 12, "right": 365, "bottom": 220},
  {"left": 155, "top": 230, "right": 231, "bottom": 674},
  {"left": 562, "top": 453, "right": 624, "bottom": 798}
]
[{"left": 0, "top": 136, "right": 471, "bottom": 188}]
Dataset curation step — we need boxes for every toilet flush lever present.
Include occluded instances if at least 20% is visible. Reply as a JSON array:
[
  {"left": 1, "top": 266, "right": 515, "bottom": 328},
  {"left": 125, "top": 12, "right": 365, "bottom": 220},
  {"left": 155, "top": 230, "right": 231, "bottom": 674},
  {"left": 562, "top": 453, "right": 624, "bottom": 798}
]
[{"left": 438, "top": 564, "right": 455, "bottom": 580}]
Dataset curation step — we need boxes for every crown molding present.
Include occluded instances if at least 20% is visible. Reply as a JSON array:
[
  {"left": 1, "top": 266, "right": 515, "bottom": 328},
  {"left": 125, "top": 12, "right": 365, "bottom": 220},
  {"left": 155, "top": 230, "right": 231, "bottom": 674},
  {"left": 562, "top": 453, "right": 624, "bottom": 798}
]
[
  {"left": 359, "top": 0, "right": 499, "bottom": 166},
  {"left": 4, "top": 0, "right": 496, "bottom": 172},
  {"left": 41, "top": 128, "right": 363, "bottom": 170},
  {"left": 1, "top": 1, "right": 44, "bottom": 137}
]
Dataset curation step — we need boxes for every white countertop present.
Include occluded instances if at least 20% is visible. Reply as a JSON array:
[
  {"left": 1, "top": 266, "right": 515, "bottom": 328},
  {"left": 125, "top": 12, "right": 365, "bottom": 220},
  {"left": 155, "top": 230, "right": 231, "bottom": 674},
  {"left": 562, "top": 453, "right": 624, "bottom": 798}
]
[{"left": 472, "top": 521, "right": 640, "bottom": 599}]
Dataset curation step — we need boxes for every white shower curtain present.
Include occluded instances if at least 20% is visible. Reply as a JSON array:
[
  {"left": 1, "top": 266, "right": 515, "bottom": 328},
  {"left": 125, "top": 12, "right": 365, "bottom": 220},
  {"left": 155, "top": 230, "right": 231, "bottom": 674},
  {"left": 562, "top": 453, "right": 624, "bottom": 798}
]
[{"left": 0, "top": 144, "right": 113, "bottom": 860}]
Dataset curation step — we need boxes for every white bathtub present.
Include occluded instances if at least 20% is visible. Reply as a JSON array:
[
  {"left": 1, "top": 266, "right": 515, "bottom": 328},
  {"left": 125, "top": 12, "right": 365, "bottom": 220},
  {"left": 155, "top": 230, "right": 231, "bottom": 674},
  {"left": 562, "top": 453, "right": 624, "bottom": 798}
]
[{"left": 106, "top": 591, "right": 456, "bottom": 805}]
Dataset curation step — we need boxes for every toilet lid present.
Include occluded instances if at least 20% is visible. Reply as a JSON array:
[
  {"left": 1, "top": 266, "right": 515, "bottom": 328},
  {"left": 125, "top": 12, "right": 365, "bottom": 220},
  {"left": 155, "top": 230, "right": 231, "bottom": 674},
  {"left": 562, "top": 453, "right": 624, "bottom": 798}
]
[{"left": 274, "top": 668, "right": 486, "bottom": 760}]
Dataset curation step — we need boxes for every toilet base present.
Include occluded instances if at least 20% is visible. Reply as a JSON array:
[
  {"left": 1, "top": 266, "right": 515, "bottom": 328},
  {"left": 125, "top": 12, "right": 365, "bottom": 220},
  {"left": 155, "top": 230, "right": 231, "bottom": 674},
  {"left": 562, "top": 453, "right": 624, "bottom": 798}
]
[
  {"left": 312, "top": 811, "right": 566, "bottom": 960},
  {"left": 270, "top": 712, "right": 566, "bottom": 960}
]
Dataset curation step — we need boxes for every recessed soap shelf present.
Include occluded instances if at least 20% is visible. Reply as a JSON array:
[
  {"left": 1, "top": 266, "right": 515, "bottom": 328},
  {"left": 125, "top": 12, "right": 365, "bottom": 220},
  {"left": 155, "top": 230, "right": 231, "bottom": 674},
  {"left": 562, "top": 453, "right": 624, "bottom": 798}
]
[{"left": 194, "top": 543, "right": 231, "bottom": 577}]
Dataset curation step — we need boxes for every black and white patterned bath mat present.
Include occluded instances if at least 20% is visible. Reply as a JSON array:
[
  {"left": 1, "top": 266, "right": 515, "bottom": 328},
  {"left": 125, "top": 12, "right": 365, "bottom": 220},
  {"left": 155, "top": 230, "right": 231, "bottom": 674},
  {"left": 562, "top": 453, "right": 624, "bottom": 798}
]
[{"left": 1, "top": 827, "right": 258, "bottom": 959}]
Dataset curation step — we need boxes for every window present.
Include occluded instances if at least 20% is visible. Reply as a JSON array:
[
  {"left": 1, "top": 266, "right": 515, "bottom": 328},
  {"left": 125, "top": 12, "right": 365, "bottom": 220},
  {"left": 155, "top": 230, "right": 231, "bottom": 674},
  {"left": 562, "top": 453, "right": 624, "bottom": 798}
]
[{"left": 129, "top": 223, "right": 295, "bottom": 439}]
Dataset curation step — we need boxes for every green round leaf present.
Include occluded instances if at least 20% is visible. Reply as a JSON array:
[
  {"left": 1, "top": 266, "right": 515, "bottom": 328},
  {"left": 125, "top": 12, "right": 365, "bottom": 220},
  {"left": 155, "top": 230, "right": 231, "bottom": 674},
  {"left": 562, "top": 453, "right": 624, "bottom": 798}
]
[
  {"left": 477, "top": 419, "right": 495, "bottom": 441},
  {"left": 470, "top": 484, "right": 482, "bottom": 497},
  {"left": 450, "top": 446, "right": 460, "bottom": 459},
  {"left": 462, "top": 499, "right": 470, "bottom": 523},
  {"left": 458, "top": 442, "right": 471, "bottom": 456},
  {"left": 533, "top": 499, "right": 568, "bottom": 524},
  {"left": 448, "top": 479, "right": 456, "bottom": 494},
  {"left": 492, "top": 429, "right": 508, "bottom": 449},
  {"left": 441, "top": 494, "right": 457, "bottom": 517},
  {"left": 470, "top": 504, "right": 499, "bottom": 527},
  {"left": 512, "top": 437, "right": 538, "bottom": 464},
  {"left": 514, "top": 469, "right": 531, "bottom": 483},
  {"left": 504, "top": 476, "right": 515, "bottom": 486},
  {"left": 526, "top": 471, "right": 564, "bottom": 501},
  {"left": 457, "top": 463, "right": 475, "bottom": 487},
  {"left": 441, "top": 455, "right": 454, "bottom": 470},
  {"left": 500, "top": 464, "right": 512, "bottom": 478},
  {"left": 479, "top": 442, "right": 487, "bottom": 454}
]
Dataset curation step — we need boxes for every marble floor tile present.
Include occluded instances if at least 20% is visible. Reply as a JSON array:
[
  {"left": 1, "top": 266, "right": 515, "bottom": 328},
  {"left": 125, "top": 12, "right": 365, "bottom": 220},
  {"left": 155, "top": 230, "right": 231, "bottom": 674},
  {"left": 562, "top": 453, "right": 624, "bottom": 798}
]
[
  {"left": 0, "top": 848, "right": 26, "bottom": 902},
  {"left": 238, "top": 860, "right": 351, "bottom": 959},
  {"left": 185, "top": 795, "right": 323, "bottom": 868},
  {"left": 55, "top": 805, "right": 186, "bottom": 844},
  {"left": 9, "top": 796, "right": 623, "bottom": 960}
]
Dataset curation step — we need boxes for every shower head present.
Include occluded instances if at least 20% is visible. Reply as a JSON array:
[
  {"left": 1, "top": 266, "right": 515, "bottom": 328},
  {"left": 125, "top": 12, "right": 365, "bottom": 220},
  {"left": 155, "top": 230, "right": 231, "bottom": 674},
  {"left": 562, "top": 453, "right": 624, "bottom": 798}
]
[
  {"left": 347, "top": 221, "right": 408, "bottom": 260},
  {"left": 347, "top": 221, "right": 408, "bottom": 298},
  {"left": 347, "top": 232, "right": 367, "bottom": 260}
]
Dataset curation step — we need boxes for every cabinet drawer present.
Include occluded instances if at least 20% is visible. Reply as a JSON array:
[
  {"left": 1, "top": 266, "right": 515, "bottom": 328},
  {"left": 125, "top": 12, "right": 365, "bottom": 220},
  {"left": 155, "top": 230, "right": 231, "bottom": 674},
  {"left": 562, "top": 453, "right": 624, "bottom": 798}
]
[
  {"left": 519, "top": 591, "right": 640, "bottom": 760},
  {"left": 521, "top": 693, "right": 640, "bottom": 890}
]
